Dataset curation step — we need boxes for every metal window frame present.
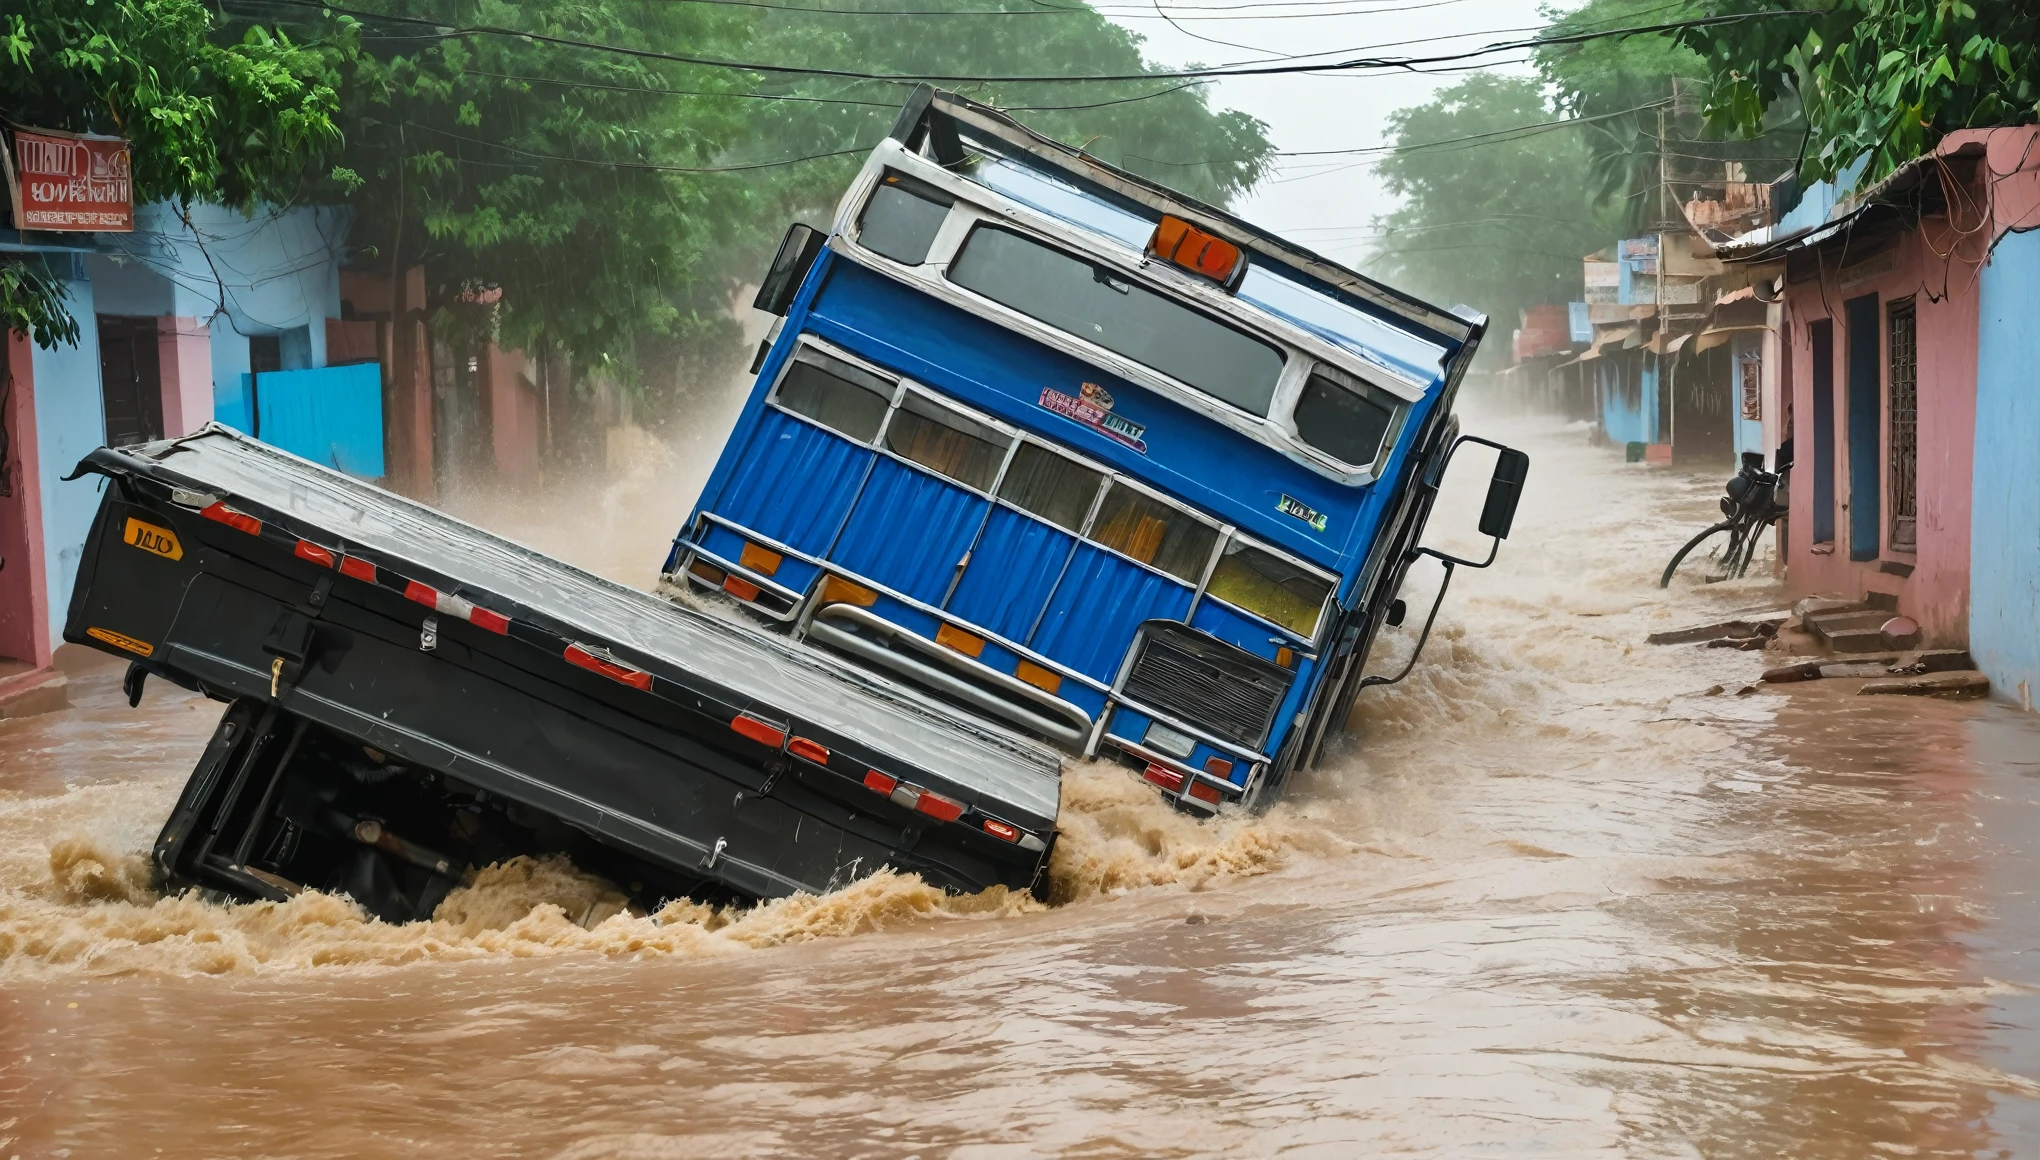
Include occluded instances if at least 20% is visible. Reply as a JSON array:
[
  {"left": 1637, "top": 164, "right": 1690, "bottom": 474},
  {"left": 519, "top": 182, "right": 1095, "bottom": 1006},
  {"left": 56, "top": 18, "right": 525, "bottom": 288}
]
[
  {"left": 1279, "top": 362, "right": 1411, "bottom": 480},
  {"left": 764, "top": 338, "right": 904, "bottom": 447},
  {"left": 1198, "top": 530, "right": 1338, "bottom": 645},
  {"left": 1885, "top": 297, "right": 1918, "bottom": 554},
  {"left": 991, "top": 436, "right": 1111, "bottom": 535}
]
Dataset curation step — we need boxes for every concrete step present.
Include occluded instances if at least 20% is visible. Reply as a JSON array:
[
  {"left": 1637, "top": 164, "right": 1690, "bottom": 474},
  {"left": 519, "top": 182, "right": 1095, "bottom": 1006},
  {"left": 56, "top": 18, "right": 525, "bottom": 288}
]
[
  {"left": 1859, "top": 671, "right": 1991, "bottom": 698},
  {"left": 1824, "top": 628, "right": 1896, "bottom": 653},
  {"left": 0, "top": 667, "right": 69, "bottom": 720},
  {"left": 1805, "top": 610, "right": 1890, "bottom": 643},
  {"left": 1793, "top": 596, "right": 1866, "bottom": 619}
]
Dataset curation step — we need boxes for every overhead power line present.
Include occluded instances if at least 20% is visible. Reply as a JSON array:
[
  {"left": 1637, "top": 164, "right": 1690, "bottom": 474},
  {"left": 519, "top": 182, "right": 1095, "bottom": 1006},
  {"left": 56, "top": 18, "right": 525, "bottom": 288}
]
[{"left": 244, "top": 1, "right": 1823, "bottom": 86}]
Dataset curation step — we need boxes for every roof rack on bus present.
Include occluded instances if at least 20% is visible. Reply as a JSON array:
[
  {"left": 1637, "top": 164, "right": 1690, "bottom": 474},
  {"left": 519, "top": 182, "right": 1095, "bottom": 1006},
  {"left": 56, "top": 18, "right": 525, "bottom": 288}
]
[{"left": 884, "top": 84, "right": 1485, "bottom": 351}]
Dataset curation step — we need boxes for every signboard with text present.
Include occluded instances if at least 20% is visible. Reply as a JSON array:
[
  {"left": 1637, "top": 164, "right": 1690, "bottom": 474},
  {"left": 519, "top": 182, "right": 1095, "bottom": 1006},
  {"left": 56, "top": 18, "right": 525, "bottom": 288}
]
[{"left": 3, "top": 128, "right": 133, "bottom": 232}]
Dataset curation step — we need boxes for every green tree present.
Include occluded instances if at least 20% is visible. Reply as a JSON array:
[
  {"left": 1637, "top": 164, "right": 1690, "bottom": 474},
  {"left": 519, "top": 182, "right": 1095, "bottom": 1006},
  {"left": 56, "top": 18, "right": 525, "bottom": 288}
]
[
  {"left": 1672, "top": 0, "right": 2039, "bottom": 185},
  {"left": 699, "top": 1, "right": 1279, "bottom": 300},
  {"left": 1364, "top": 74, "right": 1622, "bottom": 351},
  {"left": 0, "top": 0, "right": 350, "bottom": 345},
  {"left": 1535, "top": 0, "right": 1714, "bottom": 230},
  {"left": 320, "top": 0, "right": 757, "bottom": 373}
]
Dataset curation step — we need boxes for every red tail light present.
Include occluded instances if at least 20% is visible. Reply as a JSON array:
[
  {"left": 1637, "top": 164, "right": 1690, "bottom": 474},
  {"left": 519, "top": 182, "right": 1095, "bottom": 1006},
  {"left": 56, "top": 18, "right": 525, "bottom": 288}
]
[
  {"left": 983, "top": 818, "right": 1019, "bottom": 842},
  {"left": 200, "top": 502, "right": 261, "bottom": 535},
  {"left": 1203, "top": 756, "right": 1235, "bottom": 780},
  {"left": 787, "top": 737, "right": 830, "bottom": 764},
  {"left": 566, "top": 644, "right": 653, "bottom": 691},
  {"left": 914, "top": 791, "right": 965, "bottom": 823},
  {"left": 731, "top": 714, "right": 787, "bottom": 748},
  {"left": 1187, "top": 780, "right": 1222, "bottom": 805},
  {"left": 1143, "top": 763, "right": 1185, "bottom": 793},
  {"left": 723, "top": 574, "right": 761, "bottom": 601}
]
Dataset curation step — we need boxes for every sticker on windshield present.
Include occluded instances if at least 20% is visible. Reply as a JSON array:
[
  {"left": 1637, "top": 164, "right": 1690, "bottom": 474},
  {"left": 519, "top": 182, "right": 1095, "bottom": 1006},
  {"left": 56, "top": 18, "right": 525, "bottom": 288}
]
[
  {"left": 1277, "top": 494, "right": 1329, "bottom": 533},
  {"left": 1039, "top": 383, "right": 1147, "bottom": 454}
]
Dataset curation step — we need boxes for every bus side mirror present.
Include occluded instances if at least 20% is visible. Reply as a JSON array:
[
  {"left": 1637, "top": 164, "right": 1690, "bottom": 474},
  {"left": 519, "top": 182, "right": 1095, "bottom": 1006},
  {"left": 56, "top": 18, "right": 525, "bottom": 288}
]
[
  {"left": 1478, "top": 447, "right": 1529, "bottom": 540},
  {"left": 753, "top": 223, "right": 826, "bottom": 317}
]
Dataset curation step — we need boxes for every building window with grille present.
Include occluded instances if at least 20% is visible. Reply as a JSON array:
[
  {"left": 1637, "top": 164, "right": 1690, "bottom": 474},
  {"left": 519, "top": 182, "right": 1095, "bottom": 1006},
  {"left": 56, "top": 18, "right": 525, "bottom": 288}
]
[
  {"left": 1738, "top": 350, "right": 1762, "bottom": 420},
  {"left": 1886, "top": 298, "right": 1918, "bottom": 553}
]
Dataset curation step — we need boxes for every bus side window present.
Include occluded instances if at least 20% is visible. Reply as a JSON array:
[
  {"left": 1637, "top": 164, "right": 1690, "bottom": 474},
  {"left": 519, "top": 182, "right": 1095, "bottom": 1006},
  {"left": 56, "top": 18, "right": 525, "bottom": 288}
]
[
  {"left": 858, "top": 173, "right": 954, "bottom": 266},
  {"left": 997, "top": 443, "right": 1103, "bottom": 531},
  {"left": 1205, "top": 538, "right": 1331, "bottom": 638},
  {"left": 1091, "top": 483, "right": 1217, "bottom": 583},
  {"left": 774, "top": 350, "right": 894, "bottom": 444},
  {"left": 884, "top": 392, "right": 1011, "bottom": 491},
  {"left": 1293, "top": 371, "right": 1401, "bottom": 470}
]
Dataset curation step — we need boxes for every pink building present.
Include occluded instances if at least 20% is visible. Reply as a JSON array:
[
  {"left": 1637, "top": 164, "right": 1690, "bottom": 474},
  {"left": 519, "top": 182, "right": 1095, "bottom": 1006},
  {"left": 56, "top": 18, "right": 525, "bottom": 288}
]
[{"left": 1723, "top": 129, "right": 2040, "bottom": 649}]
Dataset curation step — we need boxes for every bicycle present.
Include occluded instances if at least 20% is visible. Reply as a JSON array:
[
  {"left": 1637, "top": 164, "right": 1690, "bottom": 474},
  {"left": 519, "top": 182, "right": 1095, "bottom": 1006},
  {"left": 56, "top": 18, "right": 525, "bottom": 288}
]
[{"left": 1661, "top": 450, "right": 1789, "bottom": 588}]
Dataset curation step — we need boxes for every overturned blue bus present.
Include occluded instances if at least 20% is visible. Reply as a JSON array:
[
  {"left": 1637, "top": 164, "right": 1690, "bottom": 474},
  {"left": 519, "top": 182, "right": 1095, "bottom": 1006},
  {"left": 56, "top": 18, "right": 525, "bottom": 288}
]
[
  {"left": 665, "top": 87, "right": 1528, "bottom": 813},
  {"left": 62, "top": 86, "right": 1525, "bottom": 922}
]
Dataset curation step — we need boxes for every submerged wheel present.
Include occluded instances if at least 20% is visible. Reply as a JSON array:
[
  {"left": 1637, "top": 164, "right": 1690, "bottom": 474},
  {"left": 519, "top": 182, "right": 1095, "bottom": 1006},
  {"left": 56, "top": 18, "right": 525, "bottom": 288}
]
[{"left": 1660, "top": 520, "right": 1736, "bottom": 588}]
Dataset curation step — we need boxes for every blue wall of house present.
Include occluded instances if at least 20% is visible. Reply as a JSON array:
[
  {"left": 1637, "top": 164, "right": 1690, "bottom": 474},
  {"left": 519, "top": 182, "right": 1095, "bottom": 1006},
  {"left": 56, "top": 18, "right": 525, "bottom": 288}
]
[
  {"left": 22, "top": 203, "right": 352, "bottom": 649},
  {"left": 30, "top": 268, "right": 108, "bottom": 642},
  {"left": 102, "top": 203, "right": 348, "bottom": 419},
  {"left": 1598, "top": 354, "right": 1659, "bottom": 447},
  {"left": 1972, "top": 228, "right": 2040, "bottom": 711}
]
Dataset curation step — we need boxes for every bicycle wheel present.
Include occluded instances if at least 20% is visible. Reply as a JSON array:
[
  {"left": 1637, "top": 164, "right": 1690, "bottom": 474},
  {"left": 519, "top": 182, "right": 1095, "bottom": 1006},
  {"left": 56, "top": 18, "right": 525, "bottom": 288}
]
[
  {"left": 1730, "top": 515, "right": 1776, "bottom": 579},
  {"left": 1661, "top": 520, "right": 1737, "bottom": 588}
]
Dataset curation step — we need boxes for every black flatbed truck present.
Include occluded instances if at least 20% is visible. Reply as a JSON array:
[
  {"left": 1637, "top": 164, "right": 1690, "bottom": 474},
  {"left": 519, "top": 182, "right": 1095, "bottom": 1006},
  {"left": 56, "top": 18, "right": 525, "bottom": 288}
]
[{"left": 61, "top": 427, "right": 1061, "bottom": 921}]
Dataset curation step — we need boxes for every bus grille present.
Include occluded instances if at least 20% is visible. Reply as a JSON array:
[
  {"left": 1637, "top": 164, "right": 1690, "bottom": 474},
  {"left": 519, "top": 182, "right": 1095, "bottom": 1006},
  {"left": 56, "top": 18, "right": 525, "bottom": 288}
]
[{"left": 1122, "top": 624, "right": 1290, "bottom": 749}]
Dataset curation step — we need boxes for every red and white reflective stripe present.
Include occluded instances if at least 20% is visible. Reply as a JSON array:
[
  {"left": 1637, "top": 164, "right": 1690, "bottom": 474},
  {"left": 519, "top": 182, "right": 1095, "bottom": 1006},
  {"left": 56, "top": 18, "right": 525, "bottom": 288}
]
[
  {"left": 863, "top": 768, "right": 898, "bottom": 794},
  {"left": 786, "top": 737, "right": 829, "bottom": 764},
  {"left": 403, "top": 580, "right": 472, "bottom": 619},
  {"left": 565, "top": 643, "right": 653, "bottom": 691},
  {"left": 882, "top": 781, "right": 965, "bottom": 822},
  {"left": 339, "top": 556, "right": 376, "bottom": 582},
  {"left": 293, "top": 539, "right": 336, "bottom": 568},
  {"left": 200, "top": 502, "right": 261, "bottom": 536},
  {"left": 400, "top": 579, "right": 508, "bottom": 633}
]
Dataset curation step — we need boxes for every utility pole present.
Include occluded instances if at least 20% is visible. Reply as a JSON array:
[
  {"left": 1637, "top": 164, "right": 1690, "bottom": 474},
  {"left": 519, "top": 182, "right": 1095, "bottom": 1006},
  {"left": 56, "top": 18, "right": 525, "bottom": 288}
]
[{"left": 1658, "top": 81, "right": 1673, "bottom": 453}]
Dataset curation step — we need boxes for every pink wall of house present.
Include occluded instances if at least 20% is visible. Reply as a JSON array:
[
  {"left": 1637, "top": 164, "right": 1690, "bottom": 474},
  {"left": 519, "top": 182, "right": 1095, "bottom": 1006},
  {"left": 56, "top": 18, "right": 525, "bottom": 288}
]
[
  {"left": 156, "top": 316, "right": 213, "bottom": 437},
  {"left": 0, "top": 332, "right": 52, "bottom": 669},
  {"left": 1780, "top": 158, "right": 1989, "bottom": 646},
  {"left": 483, "top": 345, "right": 542, "bottom": 481}
]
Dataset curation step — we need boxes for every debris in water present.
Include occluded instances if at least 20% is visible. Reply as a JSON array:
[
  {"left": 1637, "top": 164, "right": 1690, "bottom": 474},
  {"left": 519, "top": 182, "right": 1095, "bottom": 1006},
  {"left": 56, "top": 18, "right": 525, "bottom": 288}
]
[{"left": 1860, "top": 671, "right": 1991, "bottom": 699}]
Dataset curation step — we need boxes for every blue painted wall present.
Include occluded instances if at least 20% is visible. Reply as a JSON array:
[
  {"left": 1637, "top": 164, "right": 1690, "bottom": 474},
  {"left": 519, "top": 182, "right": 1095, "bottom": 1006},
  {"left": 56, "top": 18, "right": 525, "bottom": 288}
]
[
  {"left": 252, "top": 363, "right": 385, "bottom": 477},
  {"left": 31, "top": 269, "right": 108, "bottom": 641},
  {"left": 98, "top": 203, "right": 348, "bottom": 410},
  {"left": 1597, "top": 354, "right": 1659, "bottom": 447},
  {"left": 1972, "top": 228, "right": 2040, "bottom": 711}
]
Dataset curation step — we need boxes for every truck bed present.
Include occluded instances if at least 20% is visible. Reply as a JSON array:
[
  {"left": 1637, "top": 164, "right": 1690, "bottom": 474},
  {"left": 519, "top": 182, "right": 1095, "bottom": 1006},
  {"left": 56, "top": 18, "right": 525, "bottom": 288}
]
[{"left": 62, "top": 426, "right": 1061, "bottom": 919}]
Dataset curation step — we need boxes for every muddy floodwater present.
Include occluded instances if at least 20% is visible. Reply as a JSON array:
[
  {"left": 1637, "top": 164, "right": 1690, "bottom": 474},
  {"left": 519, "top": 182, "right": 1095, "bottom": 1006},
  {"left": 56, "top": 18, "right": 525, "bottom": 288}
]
[{"left": 4, "top": 414, "right": 2039, "bottom": 1158}]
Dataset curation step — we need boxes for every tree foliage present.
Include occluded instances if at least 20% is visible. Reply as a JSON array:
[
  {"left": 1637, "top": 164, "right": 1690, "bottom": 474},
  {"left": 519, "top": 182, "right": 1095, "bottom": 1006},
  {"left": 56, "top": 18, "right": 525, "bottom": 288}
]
[
  {"left": 1673, "top": 0, "right": 2040, "bottom": 185},
  {"left": 323, "top": 0, "right": 758, "bottom": 372},
  {"left": 0, "top": 0, "right": 349, "bottom": 343},
  {"left": 1365, "top": 74, "right": 1623, "bottom": 355},
  {"left": 2, "top": 0, "right": 1275, "bottom": 373}
]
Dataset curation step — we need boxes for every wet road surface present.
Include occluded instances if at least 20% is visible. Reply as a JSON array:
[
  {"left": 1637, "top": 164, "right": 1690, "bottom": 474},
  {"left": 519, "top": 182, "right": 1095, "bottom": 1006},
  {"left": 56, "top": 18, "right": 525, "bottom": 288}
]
[{"left": 3, "top": 414, "right": 2038, "bottom": 1158}]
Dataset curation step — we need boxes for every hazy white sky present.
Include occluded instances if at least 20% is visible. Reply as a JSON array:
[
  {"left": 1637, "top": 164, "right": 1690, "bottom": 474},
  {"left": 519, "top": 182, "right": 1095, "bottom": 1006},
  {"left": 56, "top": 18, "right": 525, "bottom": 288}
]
[{"left": 1092, "top": 0, "right": 1554, "bottom": 266}]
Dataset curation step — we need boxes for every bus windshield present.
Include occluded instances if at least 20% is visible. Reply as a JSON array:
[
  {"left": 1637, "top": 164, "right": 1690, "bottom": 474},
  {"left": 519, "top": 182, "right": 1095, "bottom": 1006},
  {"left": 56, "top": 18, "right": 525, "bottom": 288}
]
[{"left": 948, "top": 224, "right": 1286, "bottom": 416}]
